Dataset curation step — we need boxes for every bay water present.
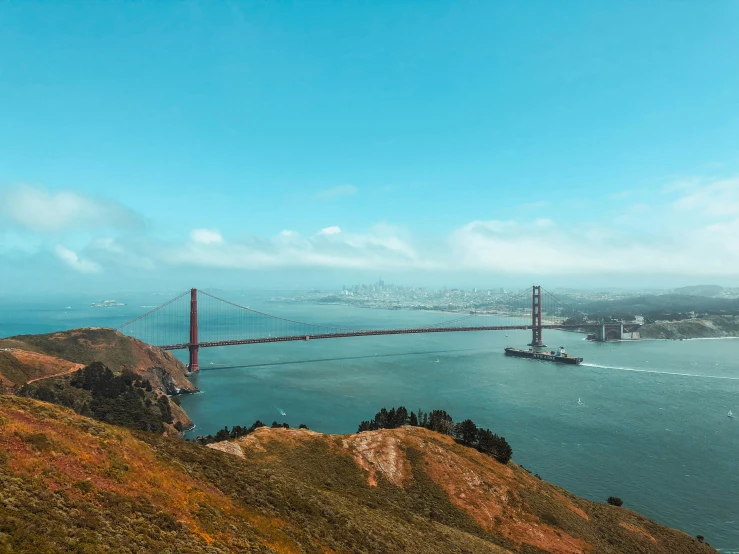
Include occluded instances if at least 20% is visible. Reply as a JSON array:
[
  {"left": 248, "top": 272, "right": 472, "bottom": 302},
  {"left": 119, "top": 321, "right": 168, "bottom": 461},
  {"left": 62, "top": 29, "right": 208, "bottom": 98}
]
[{"left": 2, "top": 291, "right": 737, "bottom": 551}]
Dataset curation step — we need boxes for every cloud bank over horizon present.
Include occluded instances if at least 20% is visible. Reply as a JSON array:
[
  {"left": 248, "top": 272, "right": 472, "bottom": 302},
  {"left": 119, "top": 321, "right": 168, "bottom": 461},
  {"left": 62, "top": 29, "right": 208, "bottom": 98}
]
[{"left": 1, "top": 178, "right": 738, "bottom": 290}]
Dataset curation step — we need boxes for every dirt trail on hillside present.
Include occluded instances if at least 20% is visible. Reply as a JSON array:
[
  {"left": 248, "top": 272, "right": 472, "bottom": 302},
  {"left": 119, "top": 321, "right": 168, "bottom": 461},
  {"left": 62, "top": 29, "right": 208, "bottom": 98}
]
[{"left": 7, "top": 349, "right": 84, "bottom": 384}]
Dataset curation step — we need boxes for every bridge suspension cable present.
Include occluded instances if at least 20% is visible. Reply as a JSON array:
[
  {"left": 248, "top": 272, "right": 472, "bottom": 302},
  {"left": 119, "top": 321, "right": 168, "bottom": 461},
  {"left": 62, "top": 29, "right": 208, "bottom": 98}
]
[{"left": 115, "top": 285, "right": 588, "bottom": 371}]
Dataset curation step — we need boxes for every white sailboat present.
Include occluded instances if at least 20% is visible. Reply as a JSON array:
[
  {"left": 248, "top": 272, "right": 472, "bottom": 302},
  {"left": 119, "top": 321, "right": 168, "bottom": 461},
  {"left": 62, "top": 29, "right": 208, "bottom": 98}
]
[
  {"left": 577, "top": 397, "right": 583, "bottom": 405},
  {"left": 729, "top": 410, "right": 734, "bottom": 419}
]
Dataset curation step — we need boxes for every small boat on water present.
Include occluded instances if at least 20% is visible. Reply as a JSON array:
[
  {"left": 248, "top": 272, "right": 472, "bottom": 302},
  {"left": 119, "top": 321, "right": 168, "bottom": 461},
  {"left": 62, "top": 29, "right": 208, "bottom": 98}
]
[
  {"left": 578, "top": 397, "right": 583, "bottom": 405},
  {"left": 505, "top": 346, "right": 583, "bottom": 365},
  {"left": 729, "top": 410, "right": 734, "bottom": 419}
]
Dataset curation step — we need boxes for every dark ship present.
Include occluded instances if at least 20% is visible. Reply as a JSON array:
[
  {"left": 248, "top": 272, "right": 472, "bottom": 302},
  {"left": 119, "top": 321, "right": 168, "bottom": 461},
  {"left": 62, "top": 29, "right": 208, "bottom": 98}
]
[{"left": 504, "top": 346, "right": 583, "bottom": 365}]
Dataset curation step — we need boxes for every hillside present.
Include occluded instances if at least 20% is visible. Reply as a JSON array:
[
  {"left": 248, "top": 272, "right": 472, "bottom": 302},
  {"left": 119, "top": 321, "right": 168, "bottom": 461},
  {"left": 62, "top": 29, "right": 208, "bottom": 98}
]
[
  {"left": 0, "top": 395, "right": 716, "bottom": 554},
  {"left": 581, "top": 294, "right": 739, "bottom": 318},
  {"left": 638, "top": 316, "right": 739, "bottom": 339},
  {"left": 0, "top": 328, "right": 196, "bottom": 395},
  {"left": 0, "top": 349, "right": 84, "bottom": 387},
  {"left": 671, "top": 285, "right": 724, "bottom": 297}
]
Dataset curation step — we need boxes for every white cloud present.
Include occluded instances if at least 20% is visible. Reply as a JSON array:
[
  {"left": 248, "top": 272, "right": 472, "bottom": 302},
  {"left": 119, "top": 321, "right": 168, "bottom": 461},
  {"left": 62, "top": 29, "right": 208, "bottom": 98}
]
[
  {"left": 672, "top": 177, "right": 739, "bottom": 216},
  {"left": 1, "top": 184, "right": 137, "bottom": 232},
  {"left": 314, "top": 185, "right": 357, "bottom": 200},
  {"left": 88, "top": 237, "right": 156, "bottom": 270},
  {"left": 447, "top": 199, "right": 739, "bottom": 276},
  {"left": 189, "top": 228, "right": 223, "bottom": 244},
  {"left": 317, "top": 226, "right": 342, "bottom": 236},
  {"left": 161, "top": 224, "right": 429, "bottom": 271},
  {"left": 9, "top": 176, "right": 739, "bottom": 281},
  {"left": 54, "top": 244, "right": 101, "bottom": 273}
]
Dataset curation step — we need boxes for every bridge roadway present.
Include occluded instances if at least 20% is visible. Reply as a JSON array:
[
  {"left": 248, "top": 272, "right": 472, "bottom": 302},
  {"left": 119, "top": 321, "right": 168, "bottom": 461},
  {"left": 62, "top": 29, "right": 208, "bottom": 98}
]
[{"left": 159, "top": 324, "right": 588, "bottom": 351}]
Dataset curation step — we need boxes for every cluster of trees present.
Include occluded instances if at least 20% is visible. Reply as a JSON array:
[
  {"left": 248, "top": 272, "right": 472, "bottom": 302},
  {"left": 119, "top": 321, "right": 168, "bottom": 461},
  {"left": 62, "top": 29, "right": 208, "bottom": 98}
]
[
  {"left": 357, "top": 407, "right": 512, "bottom": 464},
  {"left": 192, "top": 421, "right": 309, "bottom": 445},
  {"left": 20, "top": 362, "right": 174, "bottom": 433}
]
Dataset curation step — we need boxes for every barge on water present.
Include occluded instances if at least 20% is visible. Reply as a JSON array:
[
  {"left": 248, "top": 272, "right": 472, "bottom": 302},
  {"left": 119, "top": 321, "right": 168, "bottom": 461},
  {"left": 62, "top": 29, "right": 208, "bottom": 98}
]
[{"left": 504, "top": 346, "right": 583, "bottom": 365}]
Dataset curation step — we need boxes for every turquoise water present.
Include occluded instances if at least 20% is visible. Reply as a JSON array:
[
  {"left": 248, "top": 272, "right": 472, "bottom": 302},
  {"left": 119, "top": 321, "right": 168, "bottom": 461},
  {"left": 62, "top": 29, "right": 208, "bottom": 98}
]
[{"left": 1, "top": 293, "right": 738, "bottom": 551}]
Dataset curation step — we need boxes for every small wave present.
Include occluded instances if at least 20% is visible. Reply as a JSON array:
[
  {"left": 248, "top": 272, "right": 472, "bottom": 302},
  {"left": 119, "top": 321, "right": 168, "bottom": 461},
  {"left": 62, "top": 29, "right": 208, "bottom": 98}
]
[{"left": 581, "top": 363, "right": 739, "bottom": 380}]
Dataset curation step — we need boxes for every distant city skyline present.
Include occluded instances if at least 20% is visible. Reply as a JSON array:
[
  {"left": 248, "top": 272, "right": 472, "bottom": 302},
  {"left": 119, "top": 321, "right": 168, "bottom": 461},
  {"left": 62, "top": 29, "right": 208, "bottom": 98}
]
[{"left": 2, "top": 2, "right": 739, "bottom": 293}]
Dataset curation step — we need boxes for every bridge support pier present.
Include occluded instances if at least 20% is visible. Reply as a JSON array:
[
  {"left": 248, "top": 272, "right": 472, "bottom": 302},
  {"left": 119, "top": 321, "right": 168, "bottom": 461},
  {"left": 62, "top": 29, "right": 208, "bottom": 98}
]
[
  {"left": 189, "top": 288, "right": 199, "bottom": 372},
  {"left": 528, "top": 285, "right": 546, "bottom": 347}
]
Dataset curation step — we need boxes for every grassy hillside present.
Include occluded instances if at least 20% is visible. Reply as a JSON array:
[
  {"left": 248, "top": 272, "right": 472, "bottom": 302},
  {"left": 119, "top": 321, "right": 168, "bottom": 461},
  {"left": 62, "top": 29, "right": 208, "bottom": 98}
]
[
  {"left": 0, "top": 395, "right": 716, "bottom": 554},
  {"left": 0, "top": 328, "right": 196, "bottom": 395},
  {"left": 672, "top": 285, "right": 724, "bottom": 297},
  {"left": 581, "top": 294, "right": 739, "bottom": 318},
  {"left": 0, "top": 349, "right": 83, "bottom": 388},
  {"left": 639, "top": 316, "right": 739, "bottom": 339}
]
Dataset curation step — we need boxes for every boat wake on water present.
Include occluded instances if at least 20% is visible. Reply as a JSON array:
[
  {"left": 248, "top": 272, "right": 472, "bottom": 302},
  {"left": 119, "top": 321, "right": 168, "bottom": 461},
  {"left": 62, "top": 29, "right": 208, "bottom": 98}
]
[{"left": 581, "top": 363, "right": 739, "bottom": 380}]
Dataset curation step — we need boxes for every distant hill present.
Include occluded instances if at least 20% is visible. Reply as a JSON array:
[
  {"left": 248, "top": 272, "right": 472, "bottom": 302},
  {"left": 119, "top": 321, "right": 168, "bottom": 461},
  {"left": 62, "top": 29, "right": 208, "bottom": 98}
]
[
  {"left": 0, "top": 328, "right": 196, "bottom": 431},
  {"left": 671, "top": 285, "right": 724, "bottom": 297},
  {"left": 0, "top": 395, "right": 718, "bottom": 553},
  {"left": 581, "top": 294, "right": 739, "bottom": 318},
  {"left": 0, "top": 328, "right": 196, "bottom": 395},
  {"left": 638, "top": 316, "right": 739, "bottom": 339}
]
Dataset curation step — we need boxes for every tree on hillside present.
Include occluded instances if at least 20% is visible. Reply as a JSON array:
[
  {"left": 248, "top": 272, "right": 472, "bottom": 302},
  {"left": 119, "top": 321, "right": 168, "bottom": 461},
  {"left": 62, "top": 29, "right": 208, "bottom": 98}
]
[
  {"left": 392, "top": 406, "right": 409, "bottom": 427},
  {"left": 356, "top": 406, "right": 513, "bottom": 464},
  {"left": 454, "top": 419, "right": 478, "bottom": 445},
  {"left": 249, "top": 420, "right": 266, "bottom": 432},
  {"left": 426, "top": 409, "right": 454, "bottom": 434},
  {"left": 476, "top": 429, "right": 512, "bottom": 464}
]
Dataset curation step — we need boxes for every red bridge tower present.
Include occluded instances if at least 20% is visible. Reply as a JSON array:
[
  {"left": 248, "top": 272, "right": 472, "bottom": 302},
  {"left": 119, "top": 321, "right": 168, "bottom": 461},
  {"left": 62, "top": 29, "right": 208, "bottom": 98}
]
[
  {"left": 189, "top": 288, "right": 199, "bottom": 372},
  {"left": 528, "top": 285, "right": 546, "bottom": 347}
]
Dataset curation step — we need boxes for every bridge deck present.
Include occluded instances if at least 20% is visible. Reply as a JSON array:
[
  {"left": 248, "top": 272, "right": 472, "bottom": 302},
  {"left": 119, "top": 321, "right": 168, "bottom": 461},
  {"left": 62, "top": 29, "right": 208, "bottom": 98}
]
[{"left": 159, "top": 324, "right": 587, "bottom": 350}]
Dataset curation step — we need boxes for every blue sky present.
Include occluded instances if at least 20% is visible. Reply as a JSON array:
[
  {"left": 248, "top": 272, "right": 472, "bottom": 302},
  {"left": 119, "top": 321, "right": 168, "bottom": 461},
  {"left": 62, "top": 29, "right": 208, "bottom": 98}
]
[{"left": 2, "top": 1, "right": 739, "bottom": 292}]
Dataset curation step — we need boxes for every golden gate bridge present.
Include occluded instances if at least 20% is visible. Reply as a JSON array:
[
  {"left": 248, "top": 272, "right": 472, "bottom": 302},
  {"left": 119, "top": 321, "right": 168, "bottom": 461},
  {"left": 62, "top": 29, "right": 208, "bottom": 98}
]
[{"left": 116, "top": 286, "right": 586, "bottom": 371}]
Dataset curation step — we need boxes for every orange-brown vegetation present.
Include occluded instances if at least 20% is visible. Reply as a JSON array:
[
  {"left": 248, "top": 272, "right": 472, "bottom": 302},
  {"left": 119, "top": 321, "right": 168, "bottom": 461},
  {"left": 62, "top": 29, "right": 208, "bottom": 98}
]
[
  {"left": 0, "top": 396, "right": 305, "bottom": 553},
  {"left": 227, "top": 425, "right": 714, "bottom": 554},
  {"left": 619, "top": 521, "right": 658, "bottom": 543},
  {"left": 0, "top": 328, "right": 196, "bottom": 395},
  {"left": 0, "top": 329, "right": 196, "bottom": 430},
  {"left": 10, "top": 349, "right": 85, "bottom": 383},
  {"left": 0, "top": 396, "right": 718, "bottom": 554}
]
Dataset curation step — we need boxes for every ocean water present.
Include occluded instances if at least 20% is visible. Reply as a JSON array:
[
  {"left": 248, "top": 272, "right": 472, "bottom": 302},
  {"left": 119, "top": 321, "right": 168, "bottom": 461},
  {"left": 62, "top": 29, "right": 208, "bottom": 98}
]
[{"left": 1, "top": 291, "right": 738, "bottom": 551}]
